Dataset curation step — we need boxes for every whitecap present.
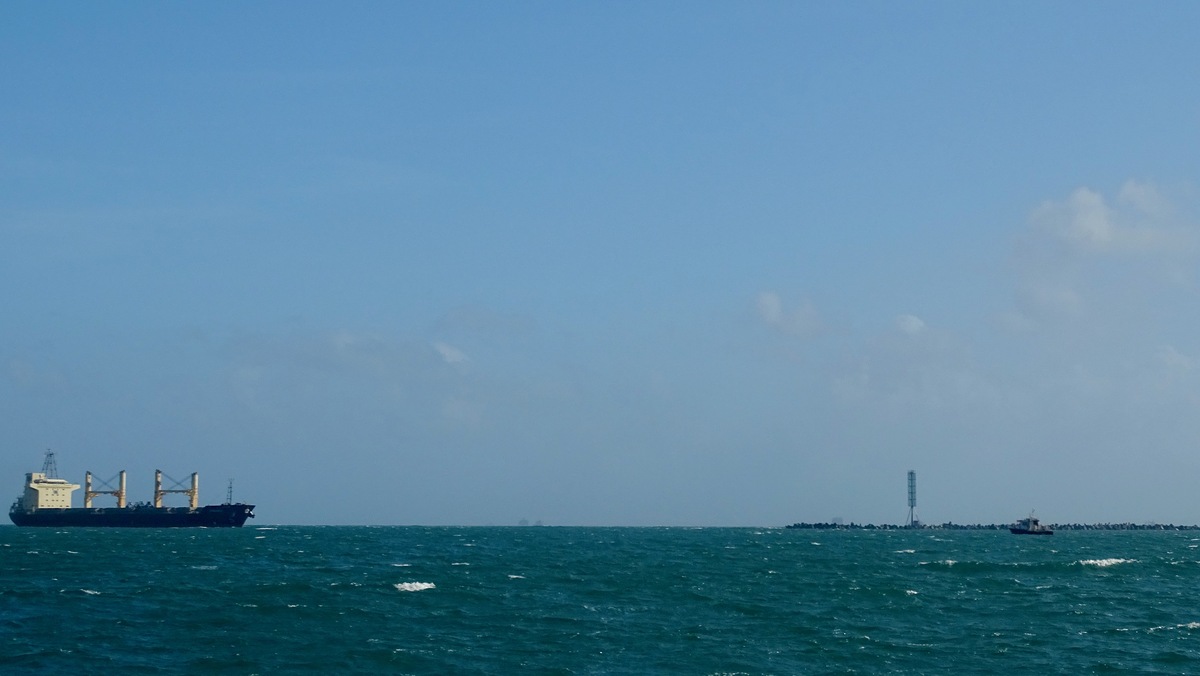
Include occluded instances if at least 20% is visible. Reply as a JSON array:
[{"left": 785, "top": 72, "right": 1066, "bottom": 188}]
[
  {"left": 451, "top": 562, "right": 470, "bottom": 566},
  {"left": 508, "top": 574, "right": 525, "bottom": 579},
  {"left": 391, "top": 563, "right": 412, "bottom": 567},
  {"left": 895, "top": 549, "right": 916, "bottom": 554},
  {"left": 394, "top": 582, "right": 436, "bottom": 592},
  {"left": 1147, "top": 622, "right": 1200, "bottom": 632},
  {"left": 1078, "top": 558, "right": 1136, "bottom": 567},
  {"left": 81, "top": 589, "right": 101, "bottom": 595},
  {"left": 905, "top": 590, "right": 918, "bottom": 595}
]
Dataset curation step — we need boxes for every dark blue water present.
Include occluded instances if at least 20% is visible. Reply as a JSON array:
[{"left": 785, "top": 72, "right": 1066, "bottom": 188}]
[{"left": 3, "top": 526, "right": 1200, "bottom": 673}]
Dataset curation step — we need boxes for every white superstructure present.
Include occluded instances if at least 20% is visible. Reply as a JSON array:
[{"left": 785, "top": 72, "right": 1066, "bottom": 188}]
[{"left": 20, "top": 471, "right": 80, "bottom": 510}]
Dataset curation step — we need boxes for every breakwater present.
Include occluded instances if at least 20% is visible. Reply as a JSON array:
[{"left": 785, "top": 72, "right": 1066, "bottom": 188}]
[{"left": 785, "top": 522, "right": 1200, "bottom": 531}]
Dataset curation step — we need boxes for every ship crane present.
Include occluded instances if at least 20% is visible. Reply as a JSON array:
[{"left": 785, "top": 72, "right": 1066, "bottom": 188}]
[
  {"left": 84, "top": 471, "right": 127, "bottom": 508},
  {"left": 154, "top": 470, "right": 199, "bottom": 510}
]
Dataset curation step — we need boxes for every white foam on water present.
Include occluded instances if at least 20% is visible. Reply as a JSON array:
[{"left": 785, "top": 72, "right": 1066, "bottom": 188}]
[
  {"left": 1142, "top": 622, "right": 1200, "bottom": 633},
  {"left": 81, "top": 589, "right": 101, "bottom": 595},
  {"left": 255, "top": 536, "right": 266, "bottom": 539},
  {"left": 905, "top": 590, "right": 919, "bottom": 595},
  {"left": 256, "top": 527, "right": 277, "bottom": 531},
  {"left": 810, "top": 542, "right": 821, "bottom": 546},
  {"left": 451, "top": 562, "right": 469, "bottom": 566},
  {"left": 895, "top": 549, "right": 916, "bottom": 554},
  {"left": 394, "top": 582, "right": 436, "bottom": 592},
  {"left": 508, "top": 574, "right": 525, "bottom": 579},
  {"left": 190, "top": 565, "right": 218, "bottom": 570},
  {"left": 1077, "top": 558, "right": 1136, "bottom": 567},
  {"left": 391, "top": 563, "right": 412, "bottom": 567}
]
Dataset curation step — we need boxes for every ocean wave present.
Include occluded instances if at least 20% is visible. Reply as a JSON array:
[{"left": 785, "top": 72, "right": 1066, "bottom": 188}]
[
  {"left": 1149, "top": 622, "right": 1200, "bottom": 632},
  {"left": 1076, "top": 558, "right": 1136, "bottom": 567},
  {"left": 394, "top": 582, "right": 436, "bottom": 592}
]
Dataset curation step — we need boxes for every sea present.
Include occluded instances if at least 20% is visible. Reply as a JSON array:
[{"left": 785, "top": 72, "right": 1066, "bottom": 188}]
[{"left": 3, "top": 526, "right": 1200, "bottom": 674}]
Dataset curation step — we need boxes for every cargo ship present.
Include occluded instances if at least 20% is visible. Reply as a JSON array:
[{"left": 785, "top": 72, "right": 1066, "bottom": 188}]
[{"left": 8, "top": 452, "right": 254, "bottom": 528}]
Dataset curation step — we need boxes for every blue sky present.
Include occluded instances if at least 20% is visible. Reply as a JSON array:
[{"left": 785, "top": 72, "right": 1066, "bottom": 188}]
[{"left": 4, "top": 3, "right": 1200, "bottom": 525}]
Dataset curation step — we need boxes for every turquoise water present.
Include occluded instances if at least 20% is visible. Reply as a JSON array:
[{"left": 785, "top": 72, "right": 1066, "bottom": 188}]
[{"left": 3, "top": 526, "right": 1200, "bottom": 673}]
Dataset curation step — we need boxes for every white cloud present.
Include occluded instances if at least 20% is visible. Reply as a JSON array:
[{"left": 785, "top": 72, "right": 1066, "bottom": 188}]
[
  {"left": 895, "top": 314, "right": 926, "bottom": 336},
  {"left": 756, "top": 291, "right": 823, "bottom": 338},
  {"left": 1158, "top": 345, "right": 1195, "bottom": 373},
  {"left": 1032, "top": 187, "right": 1115, "bottom": 252},
  {"left": 433, "top": 341, "right": 470, "bottom": 365},
  {"left": 1118, "top": 179, "right": 1171, "bottom": 218},
  {"left": 1031, "top": 182, "right": 1188, "bottom": 256},
  {"left": 1005, "top": 180, "right": 1197, "bottom": 330}
]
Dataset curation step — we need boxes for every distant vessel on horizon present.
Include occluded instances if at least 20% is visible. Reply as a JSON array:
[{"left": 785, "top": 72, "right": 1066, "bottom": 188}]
[
  {"left": 9, "top": 451, "right": 254, "bottom": 528},
  {"left": 1010, "top": 512, "right": 1053, "bottom": 535}
]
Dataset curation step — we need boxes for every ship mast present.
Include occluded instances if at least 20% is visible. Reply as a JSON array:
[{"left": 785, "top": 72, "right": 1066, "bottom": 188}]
[{"left": 42, "top": 449, "right": 59, "bottom": 478}]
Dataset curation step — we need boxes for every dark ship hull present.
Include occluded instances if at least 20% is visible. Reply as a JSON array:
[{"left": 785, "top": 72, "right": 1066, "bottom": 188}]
[
  {"left": 1009, "top": 527, "right": 1053, "bottom": 535},
  {"left": 9, "top": 503, "right": 254, "bottom": 528}
]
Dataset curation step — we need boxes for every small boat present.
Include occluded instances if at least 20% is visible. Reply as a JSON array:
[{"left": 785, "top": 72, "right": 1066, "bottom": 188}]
[{"left": 1010, "top": 513, "right": 1053, "bottom": 535}]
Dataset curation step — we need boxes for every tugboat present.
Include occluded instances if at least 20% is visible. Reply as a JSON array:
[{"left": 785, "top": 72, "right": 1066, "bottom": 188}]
[{"left": 1010, "top": 512, "right": 1053, "bottom": 535}]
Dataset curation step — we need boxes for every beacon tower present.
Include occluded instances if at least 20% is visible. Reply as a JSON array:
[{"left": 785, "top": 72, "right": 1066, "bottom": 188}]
[{"left": 906, "top": 470, "right": 920, "bottom": 528}]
